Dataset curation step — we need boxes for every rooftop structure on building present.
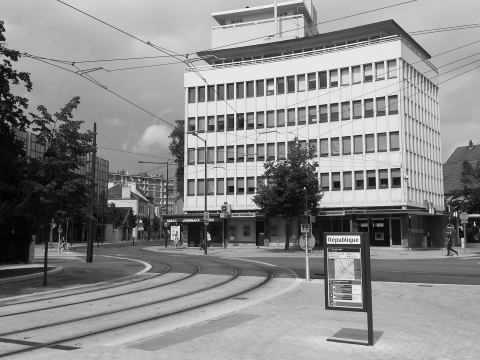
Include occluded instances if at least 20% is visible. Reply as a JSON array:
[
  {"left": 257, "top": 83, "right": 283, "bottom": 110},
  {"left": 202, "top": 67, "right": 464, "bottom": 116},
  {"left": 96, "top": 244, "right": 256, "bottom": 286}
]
[{"left": 176, "top": 1, "right": 446, "bottom": 250}]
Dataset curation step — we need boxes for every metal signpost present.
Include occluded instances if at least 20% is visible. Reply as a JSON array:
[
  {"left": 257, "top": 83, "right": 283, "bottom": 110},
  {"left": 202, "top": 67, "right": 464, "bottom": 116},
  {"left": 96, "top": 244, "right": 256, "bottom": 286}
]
[
  {"left": 459, "top": 212, "right": 469, "bottom": 251},
  {"left": 324, "top": 232, "right": 374, "bottom": 346}
]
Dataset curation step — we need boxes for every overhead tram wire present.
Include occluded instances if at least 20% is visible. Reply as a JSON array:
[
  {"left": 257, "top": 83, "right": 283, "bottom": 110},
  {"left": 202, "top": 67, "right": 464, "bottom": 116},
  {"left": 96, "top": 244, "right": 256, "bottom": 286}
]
[{"left": 98, "top": 146, "right": 174, "bottom": 160}]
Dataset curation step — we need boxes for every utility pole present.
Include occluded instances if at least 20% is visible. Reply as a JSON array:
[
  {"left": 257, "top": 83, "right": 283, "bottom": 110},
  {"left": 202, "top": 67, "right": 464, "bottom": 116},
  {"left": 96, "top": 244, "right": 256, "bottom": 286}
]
[{"left": 86, "top": 122, "right": 96, "bottom": 263}]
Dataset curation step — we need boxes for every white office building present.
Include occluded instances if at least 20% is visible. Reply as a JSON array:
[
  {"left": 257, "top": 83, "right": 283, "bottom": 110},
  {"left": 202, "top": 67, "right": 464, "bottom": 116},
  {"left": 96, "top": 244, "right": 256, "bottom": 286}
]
[{"left": 172, "top": 1, "right": 446, "bottom": 249}]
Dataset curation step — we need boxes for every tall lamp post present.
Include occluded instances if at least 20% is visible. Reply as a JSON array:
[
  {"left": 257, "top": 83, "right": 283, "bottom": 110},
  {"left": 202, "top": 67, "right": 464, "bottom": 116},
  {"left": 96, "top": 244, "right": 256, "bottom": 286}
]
[
  {"left": 138, "top": 161, "right": 169, "bottom": 247},
  {"left": 191, "top": 132, "right": 208, "bottom": 255}
]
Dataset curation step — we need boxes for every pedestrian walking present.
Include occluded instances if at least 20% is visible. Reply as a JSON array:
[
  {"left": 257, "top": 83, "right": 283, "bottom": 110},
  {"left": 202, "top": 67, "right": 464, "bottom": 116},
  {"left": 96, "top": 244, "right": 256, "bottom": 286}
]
[{"left": 446, "top": 233, "right": 458, "bottom": 256}]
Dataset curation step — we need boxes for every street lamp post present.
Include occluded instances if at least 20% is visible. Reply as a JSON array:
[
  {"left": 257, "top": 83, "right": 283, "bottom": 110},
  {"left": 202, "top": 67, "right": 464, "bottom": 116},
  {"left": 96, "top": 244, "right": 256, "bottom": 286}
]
[
  {"left": 138, "top": 161, "right": 169, "bottom": 247},
  {"left": 303, "top": 187, "right": 310, "bottom": 281},
  {"left": 191, "top": 132, "right": 208, "bottom": 255}
]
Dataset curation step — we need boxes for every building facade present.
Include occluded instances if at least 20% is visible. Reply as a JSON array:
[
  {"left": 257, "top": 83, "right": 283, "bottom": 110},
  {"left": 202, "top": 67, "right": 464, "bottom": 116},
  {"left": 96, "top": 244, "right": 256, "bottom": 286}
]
[{"left": 179, "top": 1, "right": 446, "bottom": 249}]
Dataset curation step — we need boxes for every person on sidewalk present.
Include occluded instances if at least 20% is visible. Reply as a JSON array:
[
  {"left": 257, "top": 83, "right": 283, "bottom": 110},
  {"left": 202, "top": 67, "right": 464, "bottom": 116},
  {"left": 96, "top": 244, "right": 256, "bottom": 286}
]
[
  {"left": 446, "top": 234, "right": 458, "bottom": 256},
  {"left": 207, "top": 231, "right": 212, "bottom": 249}
]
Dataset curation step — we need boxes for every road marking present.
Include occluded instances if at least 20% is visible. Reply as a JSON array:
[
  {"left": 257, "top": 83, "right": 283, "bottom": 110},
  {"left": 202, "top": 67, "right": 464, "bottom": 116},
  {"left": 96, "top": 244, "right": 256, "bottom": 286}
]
[{"left": 223, "top": 258, "right": 277, "bottom": 267}]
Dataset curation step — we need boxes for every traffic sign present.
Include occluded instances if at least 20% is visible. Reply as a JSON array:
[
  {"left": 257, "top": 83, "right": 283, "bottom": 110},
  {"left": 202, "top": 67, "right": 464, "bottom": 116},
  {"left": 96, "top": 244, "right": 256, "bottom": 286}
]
[
  {"left": 138, "top": 226, "right": 144, "bottom": 231},
  {"left": 446, "top": 224, "right": 454, "bottom": 231},
  {"left": 204, "top": 212, "right": 209, "bottom": 221},
  {"left": 58, "top": 227, "right": 63, "bottom": 234},
  {"left": 300, "top": 223, "right": 310, "bottom": 233},
  {"left": 299, "top": 233, "right": 315, "bottom": 250},
  {"left": 459, "top": 212, "right": 469, "bottom": 221}
]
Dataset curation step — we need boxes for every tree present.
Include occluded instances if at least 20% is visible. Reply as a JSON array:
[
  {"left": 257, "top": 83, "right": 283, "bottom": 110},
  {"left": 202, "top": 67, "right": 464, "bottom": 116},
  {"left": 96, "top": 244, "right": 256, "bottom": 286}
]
[
  {"left": 449, "top": 160, "right": 480, "bottom": 214},
  {"left": 252, "top": 138, "right": 323, "bottom": 250},
  {"left": 108, "top": 203, "right": 125, "bottom": 242},
  {"left": 169, "top": 119, "right": 184, "bottom": 200}
]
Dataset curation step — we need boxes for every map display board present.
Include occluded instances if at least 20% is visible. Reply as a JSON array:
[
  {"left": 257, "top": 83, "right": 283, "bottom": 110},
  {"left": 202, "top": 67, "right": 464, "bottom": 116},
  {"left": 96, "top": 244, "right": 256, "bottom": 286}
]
[{"left": 327, "top": 248, "right": 363, "bottom": 309}]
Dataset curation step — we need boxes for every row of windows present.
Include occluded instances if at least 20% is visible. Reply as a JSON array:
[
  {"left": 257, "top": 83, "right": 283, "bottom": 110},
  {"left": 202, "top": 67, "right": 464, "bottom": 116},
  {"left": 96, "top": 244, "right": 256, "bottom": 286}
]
[
  {"left": 187, "top": 96, "right": 399, "bottom": 132},
  {"left": 186, "top": 168, "right": 402, "bottom": 196},
  {"left": 187, "top": 60, "right": 398, "bottom": 103},
  {"left": 187, "top": 132, "right": 400, "bottom": 164}
]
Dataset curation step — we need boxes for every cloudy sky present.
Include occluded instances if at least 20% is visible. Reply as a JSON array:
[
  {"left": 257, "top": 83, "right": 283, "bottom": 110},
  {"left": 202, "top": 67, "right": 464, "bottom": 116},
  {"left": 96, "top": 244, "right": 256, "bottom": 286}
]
[{"left": 3, "top": 0, "right": 480, "bottom": 178}]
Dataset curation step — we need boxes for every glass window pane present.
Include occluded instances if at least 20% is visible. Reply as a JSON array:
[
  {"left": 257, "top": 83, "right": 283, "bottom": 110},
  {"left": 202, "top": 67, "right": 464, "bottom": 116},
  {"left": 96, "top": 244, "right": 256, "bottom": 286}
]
[
  {"left": 227, "top": 178, "right": 234, "bottom": 194},
  {"left": 364, "top": 64, "right": 373, "bottom": 82},
  {"left": 207, "top": 86, "right": 215, "bottom": 101},
  {"left": 198, "top": 87, "right": 205, "bottom": 102},
  {"left": 257, "top": 144, "right": 265, "bottom": 160},
  {"left": 298, "top": 75, "right": 305, "bottom": 91},
  {"left": 198, "top": 148, "right": 205, "bottom": 163},
  {"left": 197, "top": 179, "right": 205, "bottom": 195},
  {"left": 217, "top": 178, "right": 225, "bottom": 195},
  {"left": 267, "top": 79, "right": 274, "bottom": 95},
  {"left": 198, "top": 117, "right": 205, "bottom": 131},
  {"left": 330, "top": 104, "right": 339, "bottom": 121},
  {"left": 287, "top": 76, "right": 295, "bottom": 92},
  {"left": 267, "top": 111, "right": 274, "bottom": 127},
  {"left": 391, "top": 168, "right": 401, "bottom": 187},
  {"left": 330, "top": 70, "right": 338, "bottom": 87},
  {"left": 256, "top": 80, "right": 264, "bottom": 96},
  {"left": 247, "top": 144, "right": 254, "bottom": 161},
  {"left": 321, "top": 173, "right": 329, "bottom": 190},
  {"left": 341, "top": 68, "right": 349, "bottom": 85},
  {"left": 188, "top": 87, "right": 196, "bottom": 103},
  {"left": 217, "top": 84, "right": 224, "bottom": 100},
  {"left": 332, "top": 172, "right": 341, "bottom": 190},
  {"left": 355, "top": 171, "right": 364, "bottom": 189},
  {"left": 308, "top": 106, "right": 317, "bottom": 123},
  {"left": 278, "top": 142, "right": 286, "bottom": 159},
  {"left": 247, "top": 177, "right": 255, "bottom": 193},
  {"left": 277, "top": 109, "right": 285, "bottom": 127},
  {"left": 353, "top": 100, "right": 362, "bottom": 118},
  {"left": 298, "top": 107, "right": 306, "bottom": 124},
  {"left": 319, "top": 71, "right": 327, "bottom": 89},
  {"left": 277, "top": 77, "right": 285, "bottom": 94},
  {"left": 364, "top": 99, "right": 374, "bottom": 117},
  {"left": 207, "top": 179, "right": 214, "bottom": 195},
  {"left": 257, "top": 112, "right": 264, "bottom": 128},
  {"left": 237, "top": 114, "right": 244, "bottom": 130},
  {"left": 342, "top": 136, "right": 351, "bottom": 155},
  {"left": 352, "top": 66, "right": 361, "bottom": 83},
  {"left": 207, "top": 147, "right": 214, "bottom": 163},
  {"left": 343, "top": 172, "right": 352, "bottom": 190},
  {"left": 187, "top": 148, "right": 195, "bottom": 164},
  {"left": 341, "top": 102, "right": 350, "bottom": 120},
  {"left": 187, "top": 179, "right": 195, "bottom": 195},
  {"left": 217, "top": 146, "right": 224, "bottom": 163},
  {"left": 388, "top": 60, "right": 397, "bottom": 78},
  {"left": 236, "top": 82, "right": 244, "bottom": 99},
  {"left": 227, "top": 114, "right": 234, "bottom": 130},
  {"left": 308, "top": 73, "right": 316, "bottom": 90},
  {"left": 247, "top": 112, "right": 255, "bottom": 129},
  {"left": 367, "top": 170, "right": 376, "bottom": 188},
  {"left": 208, "top": 116, "right": 215, "bottom": 131},
  {"left": 227, "top": 83, "right": 234, "bottom": 99},
  {"left": 267, "top": 143, "right": 275, "bottom": 160},
  {"left": 246, "top": 81, "right": 254, "bottom": 97},
  {"left": 227, "top": 146, "right": 235, "bottom": 162},
  {"left": 288, "top": 108, "right": 296, "bottom": 125},
  {"left": 188, "top": 117, "right": 196, "bottom": 132},
  {"left": 390, "top": 131, "right": 400, "bottom": 150},
  {"left": 388, "top": 95, "right": 398, "bottom": 114},
  {"left": 217, "top": 115, "right": 225, "bottom": 131},
  {"left": 376, "top": 97, "right": 386, "bottom": 116},
  {"left": 354, "top": 135, "right": 363, "bottom": 154},
  {"left": 237, "top": 145, "right": 244, "bottom": 162},
  {"left": 309, "top": 139, "right": 317, "bottom": 157},
  {"left": 378, "top": 133, "right": 387, "bottom": 152},
  {"left": 376, "top": 62, "right": 385, "bottom": 79},
  {"left": 237, "top": 178, "right": 245, "bottom": 194},
  {"left": 320, "top": 138, "right": 329, "bottom": 156},
  {"left": 331, "top": 137, "right": 340, "bottom": 156},
  {"left": 379, "top": 169, "right": 388, "bottom": 188},
  {"left": 320, "top": 105, "right": 328, "bottom": 122},
  {"left": 365, "top": 134, "right": 375, "bottom": 152}
]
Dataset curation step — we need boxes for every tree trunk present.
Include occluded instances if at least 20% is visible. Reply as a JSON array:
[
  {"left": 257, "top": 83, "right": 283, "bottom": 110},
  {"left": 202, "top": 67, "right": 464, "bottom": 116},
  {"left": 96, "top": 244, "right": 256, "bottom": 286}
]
[{"left": 284, "top": 217, "right": 292, "bottom": 251}]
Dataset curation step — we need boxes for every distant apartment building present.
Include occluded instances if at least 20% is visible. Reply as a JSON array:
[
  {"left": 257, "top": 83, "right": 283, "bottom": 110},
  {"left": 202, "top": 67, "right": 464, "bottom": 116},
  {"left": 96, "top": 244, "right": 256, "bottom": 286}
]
[
  {"left": 443, "top": 140, "right": 480, "bottom": 195},
  {"left": 173, "top": 1, "right": 445, "bottom": 249}
]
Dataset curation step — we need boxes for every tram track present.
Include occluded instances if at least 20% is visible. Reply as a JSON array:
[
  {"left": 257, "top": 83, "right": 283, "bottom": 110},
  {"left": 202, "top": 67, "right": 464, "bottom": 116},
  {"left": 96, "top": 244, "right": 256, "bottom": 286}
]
[{"left": 0, "top": 255, "right": 276, "bottom": 359}]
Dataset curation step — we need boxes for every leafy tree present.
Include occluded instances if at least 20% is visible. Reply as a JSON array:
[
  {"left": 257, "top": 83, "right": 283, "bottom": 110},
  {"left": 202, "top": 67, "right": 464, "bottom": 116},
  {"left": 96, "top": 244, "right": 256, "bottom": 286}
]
[
  {"left": 252, "top": 138, "right": 323, "bottom": 250},
  {"left": 108, "top": 203, "right": 125, "bottom": 242},
  {"left": 152, "top": 215, "right": 160, "bottom": 238},
  {"left": 449, "top": 160, "right": 480, "bottom": 214},
  {"left": 168, "top": 119, "right": 184, "bottom": 200},
  {"left": 126, "top": 210, "right": 137, "bottom": 240}
]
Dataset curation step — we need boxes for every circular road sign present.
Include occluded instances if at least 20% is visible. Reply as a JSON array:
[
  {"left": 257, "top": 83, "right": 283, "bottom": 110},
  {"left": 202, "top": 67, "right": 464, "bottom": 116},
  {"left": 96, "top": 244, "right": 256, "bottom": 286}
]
[
  {"left": 459, "top": 212, "right": 469, "bottom": 221},
  {"left": 446, "top": 224, "right": 454, "bottom": 231},
  {"left": 299, "top": 233, "right": 315, "bottom": 250}
]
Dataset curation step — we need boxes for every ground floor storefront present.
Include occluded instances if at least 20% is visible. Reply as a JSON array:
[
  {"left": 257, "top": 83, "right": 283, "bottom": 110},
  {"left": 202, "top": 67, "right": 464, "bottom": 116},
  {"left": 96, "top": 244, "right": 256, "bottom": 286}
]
[{"left": 164, "top": 208, "right": 449, "bottom": 249}]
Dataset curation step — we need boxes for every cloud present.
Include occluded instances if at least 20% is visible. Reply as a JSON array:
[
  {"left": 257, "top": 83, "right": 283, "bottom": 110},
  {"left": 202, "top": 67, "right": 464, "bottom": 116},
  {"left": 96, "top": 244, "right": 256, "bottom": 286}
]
[
  {"left": 104, "top": 117, "right": 127, "bottom": 127},
  {"left": 132, "top": 123, "right": 171, "bottom": 154}
]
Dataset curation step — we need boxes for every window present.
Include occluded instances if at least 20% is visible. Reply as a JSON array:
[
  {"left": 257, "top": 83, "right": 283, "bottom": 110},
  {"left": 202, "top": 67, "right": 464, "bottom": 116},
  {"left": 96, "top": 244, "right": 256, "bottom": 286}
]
[
  {"left": 364, "top": 99, "right": 374, "bottom": 118},
  {"left": 341, "top": 68, "right": 349, "bottom": 86},
  {"left": 207, "top": 147, "right": 215, "bottom": 163},
  {"left": 247, "top": 177, "right": 255, "bottom": 194},
  {"left": 342, "top": 136, "right": 351, "bottom": 155},
  {"left": 267, "top": 111, "right": 274, "bottom": 127},
  {"left": 352, "top": 66, "right": 361, "bottom": 83},
  {"left": 227, "top": 83, "right": 234, "bottom": 99},
  {"left": 379, "top": 169, "right": 388, "bottom": 188},
  {"left": 390, "top": 131, "right": 400, "bottom": 150},
  {"left": 320, "top": 105, "right": 328, "bottom": 122},
  {"left": 309, "top": 139, "right": 317, "bottom": 157},
  {"left": 207, "top": 86, "right": 215, "bottom": 101},
  {"left": 376, "top": 97, "right": 386, "bottom": 116},
  {"left": 197, "top": 179, "right": 205, "bottom": 195},
  {"left": 217, "top": 178, "right": 225, "bottom": 195},
  {"left": 344, "top": 171, "right": 352, "bottom": 190},
  {"left": 246, "top": 112, "right": 255, "bottom": 129},
  {"left": 246, "top": 81, "right": 254, "bottom": 97},
  {"left": 364, "top": 64, "right": 373, "bottom": 82},
  {"left": 187, "top": 179, "right": 195, "bottom": 195},
  {"left": 237, "top": 114, "right": 244, "bottom": 130},
  {"left": 237, "top": 145, "right": 244, "bottom": 162},
  {"left": 237, "top": 178, "right": 245, "bottom": 194},
  {"left": 277, "top": 109, "right": 285, "bottom": 127},
  {"left": 197, "top": 147, "right": 205, "bottom": 163},
  {"left": 354, "top": 135, "right": 363, "bottom": 154},
  {"left": 227, "top": 146, "right": 234, "bottom": 162},
  {"left": 247, "top": 144, "right": 254, "bottom": 161},
  {"left": 187, "top": 148, "right": 195, "bottom": 164},
  {"left": 188, "top": 87, "right": 195, "bottom": 103},
  {"left": 365, "top": 134, "right": 375, "bottom": 153},
  {"left": 355, "top": 171, "right": 364, "bottom": 189},
  {"left": 367, "top": 170, "right": 376, "bottom": 189},
  {"left": 378, "top": 133, "right": 387, "bottom": 152},
  {"left": 217, "top": 115, "right": 225, "bottom": 131},
  {"left": 308, "top": 73, "right": 316, "bottom": 90},
  {"left": 319, "top": 71, "right": 327, "bottom": 89},
  {"left": 330, "top": 70, "right": 338, "bottom": 87},
  {"left": 387, "top": 60, "right": 397, "bottom": 78},
  {"left": 353, "top": 100, "right": 362, "bottom": 118},
  {"left": 331, "top": 137, "right": 340, "bottom": 156},
  {"left": 391, "top": 168, "right": 401, "bottom": 187},
  {"left": 267, "top": 79, "right": 274, "bottom": 95},
  {"left": 321, "top": 173, "right": 329, "bottom": 190},
  {"left": 298, "top": 107, "right": 306, "bottom": 125},
  {"left": 257, "top": 176, "right": 265, "bottom": 187},
  {"left": 257, "top": 112, "right": 264, "bottom": 129},
  {"left": 388, "top": 95, "right": 398, "bottom": 114},
  {"left": 341, "top": 102, "right": 350, "bottom": 120},
  {"left": 257, "top": 144, "right": 265, "bottom": 161},
  {"left": 198, "top": 87, "right": 205, "bottom": 102},
  {"left": 256, "top": 80, "right": 264, "bottom": 96},
  {"left": 198, "top": 117, "right": 205, "bottom": 132},
  {"left": 188, "top": 117, "right": 196, "bottom": 132},
  {"left": 320, "top": 138, "right": 329, "bottom": 157},
  {"left": 308, "top": 106, "right": 317, "bottom": 123},
  {"left": 227, "top": 114, "right": 234, "bottom": 130},
  {"left": 332, "top": 172, "right": 341, "bottom": 190},
  {"left": 208, "top": 116, "right": 215, "bottom": 132},
  {"left": 227, "top": 178, "right": 234, "bottom": 194},
  {"left": 287, "top": 108, "right": 296, "bottom": 125},
  {"left": 277, "top": 77, "right": 285, "bottom": 94},
  {"left": 236, "top": 82, "right": 244, "bottom": 99},
  {"left": 267, "top": 143, "right": 275, "bottom": 160},
  {"left": 330, "top": 104, "right": 339, "bottom": 121},
  {"left": 297, "top": 75, "right": 305, "bottom": 91},
  {"left": 217, "top": 146, "right": 224, "bottom": 163},
  {"left": 217, "top": 84, "right": 225, "bottom": 100},
  {"left": 278, "top": 142, "right": 286, "bottom": 159},
  {"left": 375, "top": 62, "right": 385, "bottom": 80},
  {"left": 287, "top": 76, "right": 295, "bottom": 92}
]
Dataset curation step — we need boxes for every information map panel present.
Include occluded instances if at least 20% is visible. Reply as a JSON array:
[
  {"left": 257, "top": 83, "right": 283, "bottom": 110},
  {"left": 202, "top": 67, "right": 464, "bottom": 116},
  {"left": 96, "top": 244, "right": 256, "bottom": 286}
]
[{"left": 327, "top": 248, "right": 363, "bottom": 309}]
